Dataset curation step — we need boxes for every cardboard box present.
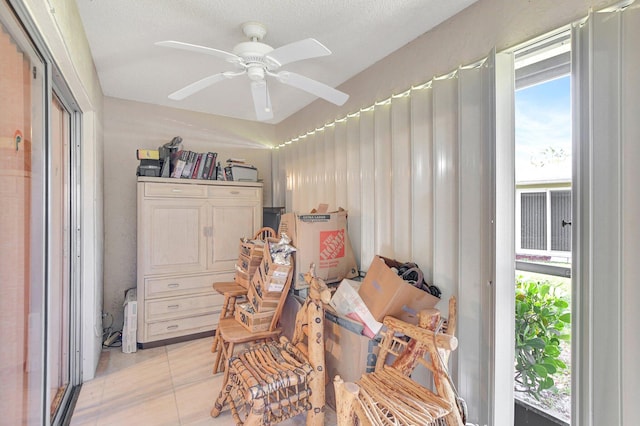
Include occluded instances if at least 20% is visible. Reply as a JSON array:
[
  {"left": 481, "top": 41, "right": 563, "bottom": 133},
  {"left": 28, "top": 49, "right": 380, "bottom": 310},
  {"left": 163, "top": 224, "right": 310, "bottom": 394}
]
[
  {"left": 254, "top": 260, "right": 288, "bottom": 294},
  {"left": 263, "top": 239, "right": 293, "bottom": 279},
  {"left": 234, "top": 269, "right": 250, "bottom": 289},
  {"left": 239, "top": 239, "right": 265, "bottom": 257},
  {"left": 278, "top": 207, "right": 358, "bottom": 289},
  {"left": 247, "top": 281, "right": 279, "bottom": 312},
  {"left": 324, "top": 310, "right": 380, "bottom": 410},
  {"left": 330, "top": 279, "right": 382, "bottom": 337},
  {"left": 358, "top": 256, "right": 440, "bottom": 323},
  {"left": 236, "top": 253, "right": 261, "bottom": 274},
  {"left": 234, "top": 240, "right": 265, "bottom": 289},
  {"left": 235, "top": 302, "right": 275, "bottom": 332}
]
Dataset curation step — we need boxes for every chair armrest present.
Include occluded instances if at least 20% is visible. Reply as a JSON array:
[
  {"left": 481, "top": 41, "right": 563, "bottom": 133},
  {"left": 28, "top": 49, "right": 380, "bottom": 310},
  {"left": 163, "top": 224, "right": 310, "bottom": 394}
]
[{"left": 382, "top": 316, "right": 458, "bottom": 351}]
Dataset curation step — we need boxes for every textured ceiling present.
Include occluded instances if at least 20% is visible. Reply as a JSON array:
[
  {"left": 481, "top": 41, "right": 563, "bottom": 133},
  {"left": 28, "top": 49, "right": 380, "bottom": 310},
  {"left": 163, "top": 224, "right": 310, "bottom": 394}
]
[{"left": 75, "top": 0, "right": 478, "bottom": 124}]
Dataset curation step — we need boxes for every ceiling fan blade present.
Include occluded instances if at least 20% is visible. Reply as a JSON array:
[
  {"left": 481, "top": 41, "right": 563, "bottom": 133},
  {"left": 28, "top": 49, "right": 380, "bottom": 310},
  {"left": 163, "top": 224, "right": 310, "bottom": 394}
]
[
  {"left": 155, "top": 40, "right": 240, "bottom": 63},
  {"left": 276, "top": 71, "right": 349, "bottom": 106},
  {"left": 250, "top": 81, "right": 274, "bottom": 121},
  {"left": 265, "top": 38, "right": 331, "bottom": 67},
  {"left": 168, "top": 73, "right": 230, "bottom": 100}
]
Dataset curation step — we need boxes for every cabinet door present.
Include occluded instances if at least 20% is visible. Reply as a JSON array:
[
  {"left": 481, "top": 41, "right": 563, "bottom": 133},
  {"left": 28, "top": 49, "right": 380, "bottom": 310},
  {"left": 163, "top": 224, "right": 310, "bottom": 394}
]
[
  {"left": 140, "top": 199, "right": 208, "bottom": 275},
  {"left": 208, "top": 201, "right": 260, "bottom": 271}
]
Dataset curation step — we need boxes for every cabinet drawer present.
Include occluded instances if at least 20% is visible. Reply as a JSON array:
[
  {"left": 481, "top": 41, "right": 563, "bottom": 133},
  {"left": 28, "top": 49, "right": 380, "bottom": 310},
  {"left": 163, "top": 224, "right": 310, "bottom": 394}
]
[
  {"left": 208, "top": 186, "right": 259, "bottom": 200},
  {"left": 146, "top": 313, "right": 220, "bottom": 340},
  {"left": 145, "top": 182, "right": 207, "bottom": 198},
  {"left": 145, "top": 274, "right": 231, "bottom": 299},
  {"left": 146, "top": 293, "right": 223, "bottom": 322}
]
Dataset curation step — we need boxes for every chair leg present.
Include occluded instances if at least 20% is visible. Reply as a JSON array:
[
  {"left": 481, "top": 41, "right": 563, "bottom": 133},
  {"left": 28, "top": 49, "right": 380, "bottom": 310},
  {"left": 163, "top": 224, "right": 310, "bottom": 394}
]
[
  {"left": 334, "top": 375, "right": 364, "bottom": 426},
  {"left": 307, "top": 300, "right": 325, "bottom": 426},
  {"left": 210, "top": 340, "right": 240, "bottom": 419},
  {"left": 243, "top": 397, "right": 265, "bottom": 426},
  {"left": 210, "top": 371, "right": 233, "bottom": 417},
  {"left": 221, "top": 342, "right": 235, "bottom": 385},
  {"left": 212, "top": 294, "right": 232, "bottom": 354},
  {"left": 212, "top": 336, "right": 224, "bottom": 374}
]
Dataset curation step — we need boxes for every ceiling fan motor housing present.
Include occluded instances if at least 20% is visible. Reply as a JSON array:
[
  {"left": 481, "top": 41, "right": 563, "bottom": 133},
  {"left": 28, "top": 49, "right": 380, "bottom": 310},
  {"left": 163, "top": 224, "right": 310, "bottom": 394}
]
[{"left": 232, "top": 41, "right": 274, "bottom": 71}]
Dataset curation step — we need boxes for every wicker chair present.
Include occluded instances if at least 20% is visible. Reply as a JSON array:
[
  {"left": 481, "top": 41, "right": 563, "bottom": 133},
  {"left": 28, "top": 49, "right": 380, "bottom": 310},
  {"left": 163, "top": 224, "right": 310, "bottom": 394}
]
[
  {"left": 211, "top": 265, "right": 330, "bottom": 426},
  {"left": 334, "top": 298, "right": 464, "bottom": 426}
]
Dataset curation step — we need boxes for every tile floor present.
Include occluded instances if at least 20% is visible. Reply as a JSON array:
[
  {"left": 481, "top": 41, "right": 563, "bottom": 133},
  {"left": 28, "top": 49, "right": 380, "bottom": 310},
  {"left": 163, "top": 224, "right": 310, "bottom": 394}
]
[{"left": 70, "top": 336, "right": 337, "bottom": 426}]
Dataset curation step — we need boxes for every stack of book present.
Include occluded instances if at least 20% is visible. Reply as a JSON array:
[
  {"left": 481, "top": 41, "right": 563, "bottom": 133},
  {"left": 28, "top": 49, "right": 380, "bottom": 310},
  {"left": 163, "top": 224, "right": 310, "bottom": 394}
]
[{"left": 170, "top": 151, "right": 218, "bottom": 180}]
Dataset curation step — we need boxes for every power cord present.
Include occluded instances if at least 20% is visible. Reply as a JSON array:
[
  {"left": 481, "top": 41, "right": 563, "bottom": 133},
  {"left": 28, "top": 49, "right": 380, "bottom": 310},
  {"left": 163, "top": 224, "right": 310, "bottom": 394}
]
[
  {"left": 103, "top": 330, "right": 122, "bottom": 348},
  {"left": 101, "top": 313, "right": 122, "bottom": 348}
]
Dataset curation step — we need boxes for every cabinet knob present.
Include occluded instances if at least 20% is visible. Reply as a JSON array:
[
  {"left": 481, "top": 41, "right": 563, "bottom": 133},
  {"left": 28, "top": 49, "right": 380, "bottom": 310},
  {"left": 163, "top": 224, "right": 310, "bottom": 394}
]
[
  {"left": 168, "top": 283, "right": 180, "bottom": 288},
  {"left": 167, "top": 325, "right": 179, "bottom": 330},
  {"left": 168, "top": 304, "right": 180, "bottom": 309},
  {"left": 230, "top": 191, "right": 240, "bottom": 195},
  {"left": 171, "top": 188, "right": 182, "bottom": 193}
]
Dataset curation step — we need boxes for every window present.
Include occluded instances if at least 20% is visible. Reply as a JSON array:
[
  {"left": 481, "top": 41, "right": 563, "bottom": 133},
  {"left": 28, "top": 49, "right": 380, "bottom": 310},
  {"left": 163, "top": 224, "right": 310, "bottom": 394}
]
[
  {"left": 513, "top": 29, "right": 572, "bottom": 425},
  {"left": 517, "top": 188, "right": 571, "bottom": 256}
]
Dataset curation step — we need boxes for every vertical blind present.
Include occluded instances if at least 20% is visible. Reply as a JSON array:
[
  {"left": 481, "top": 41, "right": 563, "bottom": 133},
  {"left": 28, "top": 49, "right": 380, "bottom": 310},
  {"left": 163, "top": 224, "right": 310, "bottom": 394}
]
[
  {"left": 272, "top": 52, "right": 510, "bottom": 425},
  {"left": 521, "top": 192, "right": 547, "bottom": 250},
  {"left": 572, "top": 4, "right": 640, "bottom": 425}
]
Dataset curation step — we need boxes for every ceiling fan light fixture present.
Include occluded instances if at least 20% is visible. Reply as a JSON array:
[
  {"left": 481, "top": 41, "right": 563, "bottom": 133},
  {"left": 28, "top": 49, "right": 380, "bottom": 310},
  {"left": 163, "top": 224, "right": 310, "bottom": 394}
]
[{"left": 247, "top": 66, "right": 265, "bottom": 81}]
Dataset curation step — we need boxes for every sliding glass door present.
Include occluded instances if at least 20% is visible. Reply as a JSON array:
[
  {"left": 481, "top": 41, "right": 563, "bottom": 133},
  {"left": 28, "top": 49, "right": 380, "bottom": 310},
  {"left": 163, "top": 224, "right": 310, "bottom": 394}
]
[
  {"left": 0, "top": 10, "right": 47, "bottom": 424},
  {"left": 1, "top": 3, "right": 81, "bottom": 424},
  {"left": 49, "top": 95, "right": 74, "bottom": 421}
]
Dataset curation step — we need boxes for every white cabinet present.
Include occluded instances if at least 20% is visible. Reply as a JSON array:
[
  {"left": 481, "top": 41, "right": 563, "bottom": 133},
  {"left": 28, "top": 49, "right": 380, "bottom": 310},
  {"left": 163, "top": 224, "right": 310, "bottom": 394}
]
[{"left": 137, "top": 177, "right": 262, "bottom": 345}]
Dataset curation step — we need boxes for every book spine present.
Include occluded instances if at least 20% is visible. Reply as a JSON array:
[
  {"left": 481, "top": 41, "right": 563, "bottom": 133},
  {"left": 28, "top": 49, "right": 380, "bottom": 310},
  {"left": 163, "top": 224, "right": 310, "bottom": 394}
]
[
  {"left": 181, "top": 151, "right": 195, "bottom": 178},
  {"left": 160, "top": 158, "right": 170, "bottom": 177},
  {"left": 192, "top": 153, "right": 203, "bottom": 179},
  {"left": 171, "top": 150, "right": 188, "bottom": 178},
  {"left": 201, "top": 152, "right": 213, "bottom": 180},
  {"left": 209, "top": 153, "right": 219, "bottom": 179}
]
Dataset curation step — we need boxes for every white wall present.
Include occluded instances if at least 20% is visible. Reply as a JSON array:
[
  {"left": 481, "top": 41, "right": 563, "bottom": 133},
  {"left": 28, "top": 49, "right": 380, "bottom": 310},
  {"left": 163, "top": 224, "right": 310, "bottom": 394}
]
[
  {"left": 102, "top": 97, "right": 275, "bottom": 330},
  {"left": 20, "top": 0, "right": 105, "bottom": 379}
]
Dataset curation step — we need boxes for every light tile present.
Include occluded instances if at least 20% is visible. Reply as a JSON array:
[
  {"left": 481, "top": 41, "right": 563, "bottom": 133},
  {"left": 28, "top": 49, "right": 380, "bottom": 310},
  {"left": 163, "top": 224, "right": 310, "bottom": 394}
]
[
  {"left": 70, "top": 336, "right": 337, "bottom": 425},
  {"left": 174, "top": 375, "right": 228, "bottom": 425},
  {"left": 96, "top": 390, "right": 179, "bottom": 426},
  {"left": 97, "top": 345, "right": 167, "bottom": 377},
  {"left": 100, "top": 354, "right": 172, "bottom": 414},
  {"left": 167, "top": 338, "right": 217, "bottom": 387},
  {"left": 70, "top": 378, "right": 104, "bottom": 426}
]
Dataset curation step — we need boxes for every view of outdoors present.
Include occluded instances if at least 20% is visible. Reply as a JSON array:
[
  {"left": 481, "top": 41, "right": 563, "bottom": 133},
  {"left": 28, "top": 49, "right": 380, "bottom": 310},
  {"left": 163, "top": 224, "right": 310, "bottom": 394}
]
[{"left": 515, "top": 74, "right": 572, "bottom": 424}]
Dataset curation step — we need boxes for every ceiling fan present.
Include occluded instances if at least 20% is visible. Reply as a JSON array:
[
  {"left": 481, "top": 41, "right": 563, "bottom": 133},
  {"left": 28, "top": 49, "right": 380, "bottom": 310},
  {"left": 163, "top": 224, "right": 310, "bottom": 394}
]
[{"left": 156, "top": 22, "right": 349, "bottom": 121}]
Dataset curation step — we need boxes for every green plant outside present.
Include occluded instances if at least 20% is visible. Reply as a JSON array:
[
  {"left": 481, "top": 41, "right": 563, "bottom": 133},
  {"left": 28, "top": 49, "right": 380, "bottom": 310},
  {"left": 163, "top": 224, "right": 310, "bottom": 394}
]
[{"left": 514, "top": 275, "right": 571, "bottom": 399}]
